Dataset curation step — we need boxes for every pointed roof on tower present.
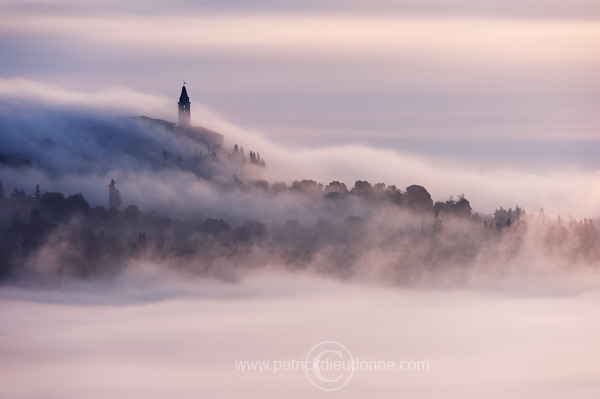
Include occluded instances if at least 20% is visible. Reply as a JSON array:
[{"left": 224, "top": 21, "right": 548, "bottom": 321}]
[{"left": 179, "top": 85, "right": 189, "bottom": 103}]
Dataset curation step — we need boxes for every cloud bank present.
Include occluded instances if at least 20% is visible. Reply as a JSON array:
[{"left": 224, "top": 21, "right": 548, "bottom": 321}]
[{"left": 1, "top": 78, "right": 598, "bottom": 218}]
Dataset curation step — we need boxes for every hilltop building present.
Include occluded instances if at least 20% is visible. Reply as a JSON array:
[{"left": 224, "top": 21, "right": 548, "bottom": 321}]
[
  {"left": 123, "top": 84, "right": 265, "bottom": 169},
  {"left": 174, "top": 84, "right": 224, "bottom": 148},
  {"left": 125, "top": 84, "right": 224, "bottom": 149},
  {"left": 178, "top": 85, "right": 191, "bottom": 127}
]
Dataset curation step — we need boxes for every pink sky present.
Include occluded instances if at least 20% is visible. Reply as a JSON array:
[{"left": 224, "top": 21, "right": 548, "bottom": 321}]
[{"left": 1, "top": 1, "right": 599, "bottom": 150}]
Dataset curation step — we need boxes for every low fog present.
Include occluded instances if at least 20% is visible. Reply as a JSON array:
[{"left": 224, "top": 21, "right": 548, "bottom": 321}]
[
  {"left": 1, "top": 269, "right": 600, "bottom": 399},
  {"left": 1, "top": 82, "right": 600, "bottom": 398}
]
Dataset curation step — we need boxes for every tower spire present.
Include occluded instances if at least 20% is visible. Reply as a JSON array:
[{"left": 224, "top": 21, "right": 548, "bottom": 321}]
[{"left": 178, "top": 84, "right": 191, "bottom": 127}]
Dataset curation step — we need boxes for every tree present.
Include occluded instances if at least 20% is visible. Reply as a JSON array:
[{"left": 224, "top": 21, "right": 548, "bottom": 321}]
[
  {"left": 66, "top": 194, "right": 90, "bottom": 214},
  {"left": 248, "top": 150, "right": 266, "bottom": 167},
  {"left": 384, "top": 185, "right": 403, "bottom": 205},
  {"left": 34, "top": 184, "right": 42, "bottom": 202},
  {"left": 433, "top": 210, "right": 443, "bottom": 235},
  {"left": 137, "top": 232, "right": 147, "bottom": 250},
  {"left": 229, "top": 144, "right": 246, "bottom": 163},
  {"left": 455, "top": 195, "right": 472, "bottom": 218},
  {"left": 108, "top": 179, "right": 122, "bottom": 210},
  {"left": 433, "top": 194, "right": 472, "bottom": 218},
  {"left": 254, "top": 180, "right": 269, "bottom": 191},
  {"left": 372, "top": 183, "right": 386, "bottom": 200},
  {"left": 200, "top": 218, "right": 231, "bottom": 237},
  {"left": 271, "top": 182, "right": 287, "bottom": 194},
  {"left": 351, "top": 180, "right": 373, "bottom": 198},
  {"left": 291, "top": 180, "right": 323, "bottom": 196},
  {"left": 10, "top": 187, "right": 26, "bottom": 201},
  {"left": 40, "top": 192, "right": 66, "bottom": 220},
  {"left": 122, "top": 204, "right": 141, "bottom": 221},
  {"left": 324, "top": 181, "right": 348, "bottom": 199},
  {"left": 404, "top": 185, "right": 433, "bottom": 213},
  {"left": 324, "top": 181, "right": 348, "bottom": 194}
]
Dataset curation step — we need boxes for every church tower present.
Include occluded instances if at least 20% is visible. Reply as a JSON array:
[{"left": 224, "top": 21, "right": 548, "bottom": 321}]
[{"left": 178, "top": 84, "right": 191, "bottom": 127}]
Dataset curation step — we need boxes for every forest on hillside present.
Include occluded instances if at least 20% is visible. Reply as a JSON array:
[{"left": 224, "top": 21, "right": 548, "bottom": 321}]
[{"left": 1, "top": 176, "right": 598, "bottom": 285}]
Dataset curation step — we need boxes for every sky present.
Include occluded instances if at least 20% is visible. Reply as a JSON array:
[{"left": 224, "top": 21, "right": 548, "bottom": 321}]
[{"left": 1, "top": 0, "right": 600, "bottom": 161}]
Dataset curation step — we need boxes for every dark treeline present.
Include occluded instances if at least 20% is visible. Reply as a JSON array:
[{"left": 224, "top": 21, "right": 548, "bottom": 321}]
[
  {"left": 0, "top": 177, "right": 599, "bottom": 284},
  {"left": 227, "top": 144, "right": 266, "bottom": 167}
]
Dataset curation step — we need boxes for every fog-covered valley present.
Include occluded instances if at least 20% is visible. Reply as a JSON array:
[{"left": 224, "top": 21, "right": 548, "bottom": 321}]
[{"left": 1, "top": 90, "right": 599, "bottom": 398}]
